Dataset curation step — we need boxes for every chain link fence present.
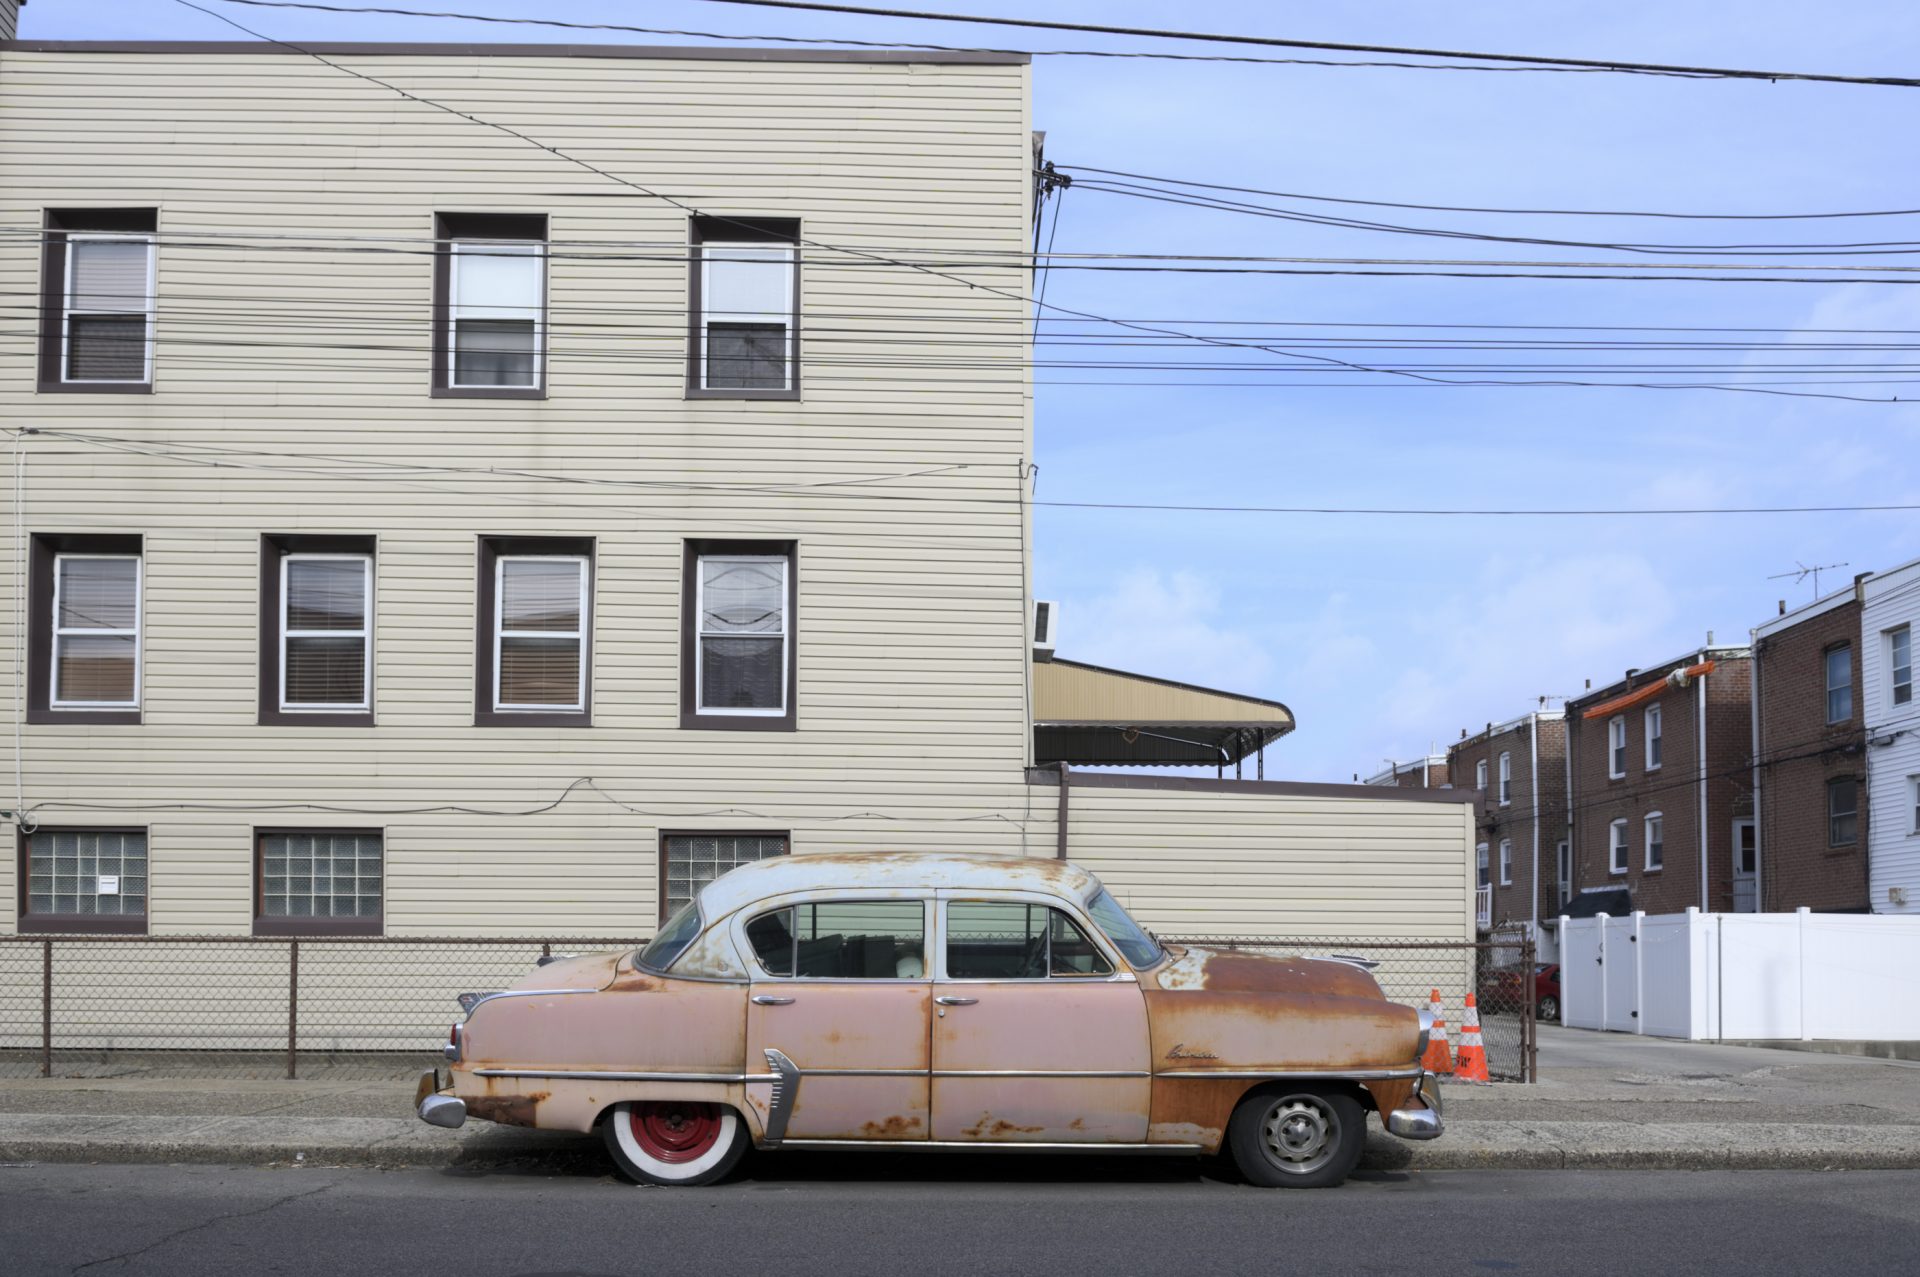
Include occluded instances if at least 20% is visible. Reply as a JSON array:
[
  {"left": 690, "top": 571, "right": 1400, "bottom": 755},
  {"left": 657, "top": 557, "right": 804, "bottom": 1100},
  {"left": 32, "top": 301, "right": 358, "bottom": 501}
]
[{"left": 1, "top": 930, "right": 1534, "bottom": 1082}]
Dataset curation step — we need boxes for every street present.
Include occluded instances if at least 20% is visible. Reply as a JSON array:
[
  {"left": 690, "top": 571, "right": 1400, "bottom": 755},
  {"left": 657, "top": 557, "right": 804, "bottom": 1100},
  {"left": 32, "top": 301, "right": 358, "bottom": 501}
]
[{"left": 5, "top": 1161, "right": 1918, "bottom": 1276}]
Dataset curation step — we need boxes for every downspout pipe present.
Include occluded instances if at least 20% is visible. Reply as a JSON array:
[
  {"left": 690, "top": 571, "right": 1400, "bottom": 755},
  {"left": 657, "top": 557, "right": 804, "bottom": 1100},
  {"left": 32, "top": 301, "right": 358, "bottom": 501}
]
[
  {"left": 1698, "top": 650, "right": 1711, "bottom": 912},
  {"left": 1055, "top": 760, "right": 1069, "bottom": 860},
  {"left": 1529, "top": 712, "right": 1542, "bottom": 933},
  {"left": 1750, "top": 631, "right": 1763, "bottom": 913}
]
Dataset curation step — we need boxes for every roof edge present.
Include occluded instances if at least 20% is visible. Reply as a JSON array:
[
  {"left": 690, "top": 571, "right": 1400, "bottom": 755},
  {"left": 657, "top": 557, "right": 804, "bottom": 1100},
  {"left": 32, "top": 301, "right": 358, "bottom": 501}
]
[
  {"left": 0, "top": 39, "right": 1029, "bottom": 65},
  {"left": 1565, "top": 646, "right": 1752, "bottom": 712},
  {"left": 1046, "top": 657, "right": 1295, "bottom": 720},
  {"left": 1027, "top": 767, "right": 1474, "bottom": 804}
]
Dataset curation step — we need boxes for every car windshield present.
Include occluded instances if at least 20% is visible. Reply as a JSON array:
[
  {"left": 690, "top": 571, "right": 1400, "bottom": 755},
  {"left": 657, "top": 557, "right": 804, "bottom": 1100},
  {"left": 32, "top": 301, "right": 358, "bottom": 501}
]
[
  {"left": 1086, "top": 888, "right": 1163, "bottom": 969},
  {"left": 638, "top": 900, "right": 703, "bottom": 972}
]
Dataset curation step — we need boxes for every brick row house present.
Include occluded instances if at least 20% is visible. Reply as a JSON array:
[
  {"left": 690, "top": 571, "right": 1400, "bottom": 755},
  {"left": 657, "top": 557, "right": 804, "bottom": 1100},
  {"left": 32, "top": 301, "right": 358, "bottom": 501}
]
[
  {"left": 1360, "top": 756, "right": 1449, "bottom": 789},
  {"left": 1447, "top": 713, "right": 1565, "bottom": 931}
]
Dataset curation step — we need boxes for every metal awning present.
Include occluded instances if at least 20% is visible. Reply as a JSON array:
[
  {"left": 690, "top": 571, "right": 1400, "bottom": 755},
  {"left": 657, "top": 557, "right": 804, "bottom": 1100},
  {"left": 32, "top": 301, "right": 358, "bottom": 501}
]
[{"left": 1032, "top": 658, "right": 1294, "bottom": 768}]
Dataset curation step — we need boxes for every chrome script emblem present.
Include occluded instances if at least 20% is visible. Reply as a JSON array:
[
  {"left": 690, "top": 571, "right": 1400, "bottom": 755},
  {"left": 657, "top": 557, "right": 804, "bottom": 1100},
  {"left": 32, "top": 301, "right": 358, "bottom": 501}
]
[{"left": 1166, "top": 1043, "right": 1219, "bottom": 1061}]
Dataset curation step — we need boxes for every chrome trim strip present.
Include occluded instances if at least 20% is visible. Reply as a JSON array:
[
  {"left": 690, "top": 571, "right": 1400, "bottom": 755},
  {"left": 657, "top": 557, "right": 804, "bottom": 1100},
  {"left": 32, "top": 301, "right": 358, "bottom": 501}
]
[
  {"left": 1156, "top": 1066, "right": 1424, "bottom": 1081},
  {"left": 801, "top": 1068, "right": 925, "bottom": 1077},
  {"left": 762, "top": 1048, "right": 801, "bottom": 1145},
  {"left": 472, "top": 1068, "right": 776, "bottom": 1083},
  {"left": 930, "top": 1070, "right": 1150, "bottom": 1079},
  {"left": 773, "top": 1139, "right": 1206, "bottom": 1155}
]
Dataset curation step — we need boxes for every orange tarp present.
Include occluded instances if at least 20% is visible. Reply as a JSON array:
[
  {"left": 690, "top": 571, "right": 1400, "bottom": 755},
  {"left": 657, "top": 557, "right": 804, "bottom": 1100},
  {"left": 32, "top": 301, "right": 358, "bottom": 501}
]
[{"left": 1581, "top": 661, "right": 1716, "bottom": 719}]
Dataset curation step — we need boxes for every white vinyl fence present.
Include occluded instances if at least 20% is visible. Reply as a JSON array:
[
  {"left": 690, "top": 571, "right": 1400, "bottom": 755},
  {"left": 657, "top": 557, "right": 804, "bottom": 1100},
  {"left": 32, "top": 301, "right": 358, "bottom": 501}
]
[{"left": 1558, "top": 908, "right": 1920, "bottom": 1041}]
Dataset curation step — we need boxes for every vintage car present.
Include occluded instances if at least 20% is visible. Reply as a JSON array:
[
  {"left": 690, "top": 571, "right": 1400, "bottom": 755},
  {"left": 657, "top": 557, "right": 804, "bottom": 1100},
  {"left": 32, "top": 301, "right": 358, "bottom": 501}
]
[{"left": 415, "top": 852, "right": 1443, "bottom": 1188}]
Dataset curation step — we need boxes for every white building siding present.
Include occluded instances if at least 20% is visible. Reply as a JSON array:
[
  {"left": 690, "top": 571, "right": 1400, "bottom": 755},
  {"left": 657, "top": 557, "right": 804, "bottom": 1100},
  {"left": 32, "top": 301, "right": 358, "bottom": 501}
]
[{"left": 1863, "top": 561, "right": 1920, "bottom": 914}]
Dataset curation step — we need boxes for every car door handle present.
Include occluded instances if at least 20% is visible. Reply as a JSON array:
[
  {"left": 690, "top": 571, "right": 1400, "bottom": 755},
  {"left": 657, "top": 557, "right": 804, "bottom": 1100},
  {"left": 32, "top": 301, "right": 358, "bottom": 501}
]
[
  {"left": 751, "top": 994, "right": 795, "bottom": 1006},
  {"left": 934, "top": 996, "right": 978, "bottom": 1006}
]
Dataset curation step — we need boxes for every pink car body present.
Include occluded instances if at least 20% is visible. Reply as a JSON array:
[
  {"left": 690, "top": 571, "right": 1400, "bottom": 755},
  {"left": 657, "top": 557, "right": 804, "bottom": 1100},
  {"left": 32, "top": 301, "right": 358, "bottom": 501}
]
[{"left": 417, "top": 853, "right": 1444, "bottom": 1186}]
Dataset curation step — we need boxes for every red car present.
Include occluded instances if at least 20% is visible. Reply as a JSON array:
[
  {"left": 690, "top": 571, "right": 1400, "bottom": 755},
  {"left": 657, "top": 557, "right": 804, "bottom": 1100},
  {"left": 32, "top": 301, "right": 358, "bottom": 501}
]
[{"left": 1484, "top": 963, "right": 1560, "bottom": 1021}]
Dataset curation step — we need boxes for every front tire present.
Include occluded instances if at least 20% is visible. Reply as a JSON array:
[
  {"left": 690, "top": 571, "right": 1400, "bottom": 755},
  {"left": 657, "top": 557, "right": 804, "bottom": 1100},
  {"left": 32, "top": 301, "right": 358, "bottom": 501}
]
[
  {"left": 602, "top": 1100, "right": 748, "bottom": 1186},
  {"left": 1226, "top": 1087, "right": 1366, "bottom": 1189}
]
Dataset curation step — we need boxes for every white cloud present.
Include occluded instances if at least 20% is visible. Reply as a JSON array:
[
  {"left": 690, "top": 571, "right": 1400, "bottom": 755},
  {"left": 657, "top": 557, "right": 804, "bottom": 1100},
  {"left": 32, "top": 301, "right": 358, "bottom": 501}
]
[{"left": 1059, "top": 569, "right": 1275, "bottom": 695}]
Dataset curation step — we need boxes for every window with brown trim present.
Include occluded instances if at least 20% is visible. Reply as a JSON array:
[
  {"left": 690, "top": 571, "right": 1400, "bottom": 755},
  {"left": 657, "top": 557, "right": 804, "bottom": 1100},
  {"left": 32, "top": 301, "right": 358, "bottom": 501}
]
[
  {"left": 18, "top": 827, "right": 150, "bottom": 935},
  {"left": 474, "top": 536, "right": 594, "bottom": 727},
  {"left": 254, "top": 829, "right": 383, "bottom": 936},
  {"left": 38, "top": 208, "right": 158, "bottom": 393},
  {"left": 687, "top": 217, "right": 800, "bottom": 399},
  {"left": 1829, "top": 778, "right": 1859, "bottom": 847},
  {"left": 681, "top": 539, "right": 797, "bottom": 730},
  {"left": 432, "top": 213, "right": 547, "bottom": 399},
  {"left": 27, "top": 533, "right": 144, "bottom": 725},
  {"left": 659, "top": 831, "right": 789, "bottom": 923},
  {"left": 259, "top": 535, "right": 376, "bottom": 727}
]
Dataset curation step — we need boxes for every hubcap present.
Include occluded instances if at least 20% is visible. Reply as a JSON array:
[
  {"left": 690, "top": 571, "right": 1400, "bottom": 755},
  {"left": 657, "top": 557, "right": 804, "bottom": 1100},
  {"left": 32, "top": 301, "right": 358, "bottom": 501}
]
[
  {"left": 1260, "top": 1096, "right": 1337, "bottom": 1175},
  {"left": 629, "top": 1101, "right": 723, "bottom": 1164}
]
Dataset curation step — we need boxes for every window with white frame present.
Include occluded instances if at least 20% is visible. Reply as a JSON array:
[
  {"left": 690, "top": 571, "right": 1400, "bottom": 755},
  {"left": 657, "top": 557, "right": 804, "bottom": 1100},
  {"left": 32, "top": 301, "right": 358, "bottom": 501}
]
[
  {"left": 1608, "top": 716, "right": 1627, "bottom": 779},
  {"left": 1909, "top": 775, "right": 1920, "bottom": 834},
  {"left": 1829, "top": 777, "right": 1859, "bottom": 847},
  {"left": 1557, "top": 840, "right": 1572, "bottom": 906},
  {"left": 1498, "top": 752, "right": 1512, "bottom": 805},
  {"left": 1892, "top": 626, "right": 1913, "bottom": 708},
  {"left": 694, "top": 552, "right": 789, "bottom": 716},
  {"left": 1644, "top": 812, "right": 1664, "bottom": 871},
  {"left": 1498, "top": 837, "right": 1512, "bottom": 885},
  {"left": 1476, "top": 842, "right": 1489, "bottom": 889},
  {"left": 280, "top": 553, "right": 372, "bottom": 712},
  {"left": 1475, "top": 758, "right": 1488, "bottom": 791},
  {"left": 50, "top": 552, "right": 140, "bottom": 709},
  {"left": 1645, "top": 703, "right": 1662, "bottom": 770},
  {"left": 63, "top": 232, "right": 154, "bottom": 384},
  {"left": 691, "top": 220, "right": 798, "bottom": 395},
  {"left": 1826, "top": 645, "right": 1854, "bottom": 724},
  {"left": 1609, "top": 819, "right": 1629, "bottom": 874},
  {"left": 494, "top": 555, "right": 589, "bottom": 712},
  {"left": 450, "top": 239, "right": 543, "bottom": 388}
]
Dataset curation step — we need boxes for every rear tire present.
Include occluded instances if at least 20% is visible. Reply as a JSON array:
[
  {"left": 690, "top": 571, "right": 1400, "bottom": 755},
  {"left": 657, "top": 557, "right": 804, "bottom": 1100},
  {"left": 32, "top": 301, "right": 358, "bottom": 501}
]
[
  {"left": 1226, "top": 1087, "right": 1366, "bottom": 1189},
  {"left": 602, "top": 1100, "right": 748, "bottom": 1187},
  {"left": 1538, "top": 994, "right": 1560, "bottom": 1022}
]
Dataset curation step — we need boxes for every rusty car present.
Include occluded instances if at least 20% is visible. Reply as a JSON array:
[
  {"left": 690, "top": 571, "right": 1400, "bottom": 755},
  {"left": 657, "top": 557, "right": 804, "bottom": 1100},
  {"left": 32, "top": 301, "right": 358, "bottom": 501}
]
[{"left": 414, "top": 852, "right": 1444, "bottom": 1187}]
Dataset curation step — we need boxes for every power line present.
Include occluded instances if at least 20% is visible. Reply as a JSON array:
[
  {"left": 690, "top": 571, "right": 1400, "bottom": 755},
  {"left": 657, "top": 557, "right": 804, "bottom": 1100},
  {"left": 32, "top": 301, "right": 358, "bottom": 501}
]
[
  {"left": 681, "top": 0, "right": 1920, "bottom": 88},
  {"left": 1055, "top": 164, "right": 1920, "bottom": 223}
]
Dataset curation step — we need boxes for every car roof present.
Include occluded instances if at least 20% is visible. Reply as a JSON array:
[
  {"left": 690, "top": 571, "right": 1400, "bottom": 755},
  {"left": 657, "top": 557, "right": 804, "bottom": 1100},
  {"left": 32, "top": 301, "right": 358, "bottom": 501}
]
[{"left": 696, "top": 852, "right": 1102, "bottom": 919}]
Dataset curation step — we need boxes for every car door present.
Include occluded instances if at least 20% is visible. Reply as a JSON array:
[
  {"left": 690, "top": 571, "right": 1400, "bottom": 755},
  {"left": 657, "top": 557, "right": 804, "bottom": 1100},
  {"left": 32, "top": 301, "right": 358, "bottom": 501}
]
[
  {"left": 929, "top": 893, "right": 1149, "bottom": 1143},
  {"left": 740, "top": 894, "right": 932, "bottom": 1142}
]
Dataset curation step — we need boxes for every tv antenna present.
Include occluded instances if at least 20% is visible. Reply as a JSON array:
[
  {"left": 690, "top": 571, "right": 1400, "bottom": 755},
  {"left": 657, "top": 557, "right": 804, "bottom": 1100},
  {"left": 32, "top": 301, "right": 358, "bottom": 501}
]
[{"left": 1767, "top": 560, "right": 1848, "bottom": 598}]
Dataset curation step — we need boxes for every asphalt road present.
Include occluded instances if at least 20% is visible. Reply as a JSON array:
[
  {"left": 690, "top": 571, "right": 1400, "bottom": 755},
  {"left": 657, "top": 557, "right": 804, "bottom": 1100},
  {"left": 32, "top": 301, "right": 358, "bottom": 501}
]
[{"left": 6, "top": 1160, "right": 1918, "bottom": 1276}]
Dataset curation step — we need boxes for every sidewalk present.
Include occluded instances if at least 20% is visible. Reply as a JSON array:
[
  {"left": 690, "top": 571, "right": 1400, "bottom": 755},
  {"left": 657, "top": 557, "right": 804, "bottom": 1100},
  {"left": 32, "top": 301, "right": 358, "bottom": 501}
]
[{"left": 3, "top": 1026, "right": 1918, "bottom": 1173}]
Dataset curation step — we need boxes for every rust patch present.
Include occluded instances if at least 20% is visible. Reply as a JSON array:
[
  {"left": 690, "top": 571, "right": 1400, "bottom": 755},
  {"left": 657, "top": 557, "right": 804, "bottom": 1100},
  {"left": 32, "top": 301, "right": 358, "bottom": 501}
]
[
  {"left": 1147, "top": 1077, "right": 1248, "bottom": 1151},
  {"left": 960, "top": 1113, "right": 1045, "bottom": 1138},
  {"left": 466, "top": 1094, "right": 540, "bottom": 1128},
  {"left": 1067, "top": 1118, "right": 1086, "bottom": 1132},
  {"left": 1364, "top": 1078, "right": 1418, "bottom": 1126},
  {"left": 859, "top": 1115, "right": 924, "bottom": 1138}
]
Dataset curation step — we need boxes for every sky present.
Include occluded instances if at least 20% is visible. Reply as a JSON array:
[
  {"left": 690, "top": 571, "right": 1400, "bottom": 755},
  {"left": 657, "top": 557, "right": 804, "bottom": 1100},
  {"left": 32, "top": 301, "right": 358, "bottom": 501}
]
[{"left": 22, "top": 0, "right": 1920, "bottom": 781}]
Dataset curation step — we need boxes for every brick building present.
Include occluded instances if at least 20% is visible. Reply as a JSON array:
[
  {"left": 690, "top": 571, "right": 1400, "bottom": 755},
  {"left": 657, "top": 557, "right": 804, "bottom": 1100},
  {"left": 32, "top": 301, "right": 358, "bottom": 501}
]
[
  {"left": 1448, "top": 712, "right": 1566, "bottom": 931},
  {"left": 1751, "top": 581, "right": 1872, "bottom": 913},
  {"left": 1361, "top": 755, "right": 1449, "bottom": 789},
  {"left": 1564, "top": 648, "right": 1753, "bottom": 916}
]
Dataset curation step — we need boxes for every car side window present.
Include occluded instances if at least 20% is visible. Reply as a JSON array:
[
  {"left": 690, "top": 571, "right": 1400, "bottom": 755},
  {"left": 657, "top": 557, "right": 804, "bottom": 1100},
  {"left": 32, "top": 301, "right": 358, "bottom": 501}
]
[
  {"left": 745, "top": 900, "right": 926, "bottom": 979},
  {"left": 945, "top": 901, "right": 1114, "bottom": 979}
]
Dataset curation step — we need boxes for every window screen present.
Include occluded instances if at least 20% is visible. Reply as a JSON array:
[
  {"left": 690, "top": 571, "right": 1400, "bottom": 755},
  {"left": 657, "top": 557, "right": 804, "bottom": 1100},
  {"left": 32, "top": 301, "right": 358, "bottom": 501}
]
[
  {"left": 65, "top": 235, "right": 152, "bottom": 383},
  {"left": 697, "top": 555, "right": 787, "bottom": 713},
  {"left": 495, "top": 556, "right": 586, "bottom": 710},
  {"left": 746, "top": 900, "right": 926, "bottom": 979},
  {"left": 25, "top": 830, "right": 147, "bottom": 919},
  {"left": 282, "top": 555, "right": 370, "bottom": 709},
  {"left": 663, "top": 833, "right": 788, "bottom": 920},
  {"left": 696, "top": 237, "right": 796, "bottom": 392},
  {"left": 260, "top": 831, "right": 382, "bottom": 922},
  {"left": 945, "top": 901, "right": 1113, "bottom": 979},
  {"left": 52, "top": 554, "right": 139, "bottom": 706},
  {"left": 451, "top": 241, "right": 542, "bottom": 387}
]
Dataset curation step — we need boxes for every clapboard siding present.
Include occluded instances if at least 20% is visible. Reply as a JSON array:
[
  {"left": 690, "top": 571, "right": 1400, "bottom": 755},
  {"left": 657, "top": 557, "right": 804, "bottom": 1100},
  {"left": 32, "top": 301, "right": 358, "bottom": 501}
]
[{"left": 0, "top": 46, "right": 1039, "bottom": 933}]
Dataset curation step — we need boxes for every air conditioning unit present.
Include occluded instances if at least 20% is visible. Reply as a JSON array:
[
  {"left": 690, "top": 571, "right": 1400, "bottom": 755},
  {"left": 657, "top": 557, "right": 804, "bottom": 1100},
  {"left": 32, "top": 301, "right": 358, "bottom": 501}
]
[{"left": 1032, "top": 599, "right": 1058, "bottom": 662}]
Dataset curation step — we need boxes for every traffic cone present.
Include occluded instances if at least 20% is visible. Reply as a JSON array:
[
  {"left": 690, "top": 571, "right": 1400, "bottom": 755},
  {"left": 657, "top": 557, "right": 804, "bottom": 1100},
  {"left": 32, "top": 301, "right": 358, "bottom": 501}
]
[
  {"left": 1421, "top": 988, "right": 1454, "bottom": 1075},
  {"left": 1454, "top": 993, "right": 1491, "bottom": 1083}
]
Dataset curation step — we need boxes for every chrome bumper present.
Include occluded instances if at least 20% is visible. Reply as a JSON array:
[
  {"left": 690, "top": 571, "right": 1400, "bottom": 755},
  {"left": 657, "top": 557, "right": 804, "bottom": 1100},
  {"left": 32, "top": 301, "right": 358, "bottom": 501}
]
[
  {"left": 1387, "top": 1073, "right": 1444, "bottom": 1141},
  {"left": 414, "top": 1067, "right": 467, "bottom": 1129}
]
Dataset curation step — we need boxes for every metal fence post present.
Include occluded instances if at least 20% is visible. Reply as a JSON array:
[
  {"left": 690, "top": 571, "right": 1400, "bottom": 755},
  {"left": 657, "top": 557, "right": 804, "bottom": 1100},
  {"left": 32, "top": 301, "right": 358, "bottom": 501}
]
[
  {"left": 41, "top": 938, "right": 52, "bottom": 1078},
  {"left": 1521, "top": 932, "right": 1537, "bottom": 1083},
  {"left": 287, "top": 938, "right": 299, "bottom": 1080}
]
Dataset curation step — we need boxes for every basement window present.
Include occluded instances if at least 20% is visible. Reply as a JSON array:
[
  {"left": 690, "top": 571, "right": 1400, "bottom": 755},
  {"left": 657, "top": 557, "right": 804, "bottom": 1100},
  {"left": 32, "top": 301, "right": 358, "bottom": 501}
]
[{"left": 19, "top": 828, "right": 149, "bottom": 935}]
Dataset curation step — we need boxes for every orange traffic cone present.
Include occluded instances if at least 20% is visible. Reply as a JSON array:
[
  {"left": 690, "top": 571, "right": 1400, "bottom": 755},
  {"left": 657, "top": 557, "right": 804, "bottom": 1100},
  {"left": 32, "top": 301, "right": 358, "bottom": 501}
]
[
  {"left": 1455, "top": 993, "right": 1491, "bottom": 1083},
  {"left": 1421, "top": 988, "right": 1454, "bottom": 1075}
]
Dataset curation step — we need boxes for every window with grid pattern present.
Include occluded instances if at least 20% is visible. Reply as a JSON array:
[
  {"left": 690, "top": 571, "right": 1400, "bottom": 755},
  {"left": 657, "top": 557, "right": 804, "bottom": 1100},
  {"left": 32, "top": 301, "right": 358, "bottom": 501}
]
[
  {"left": 662, "top": 833, "right": 788, "bottom": 920},
  {"left": 258, "top": 831, "right": 383, "bottom": 931},
  {"left": 25, "top": 830, "right": 148, "bottom": 922}
]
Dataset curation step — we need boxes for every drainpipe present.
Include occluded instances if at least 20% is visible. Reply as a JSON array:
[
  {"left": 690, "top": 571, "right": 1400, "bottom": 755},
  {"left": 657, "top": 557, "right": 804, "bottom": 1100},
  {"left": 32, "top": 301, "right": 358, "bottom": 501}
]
[
  {"left": 1055, "top": 761, "right": 1070, "bottom": 860},
  {"left": 1529, "top": 712, "right": 1542, "bottom": 933},
  {"left": 1749, "top": 632, "right": 1763, "bottom": 913},
  {"left": 1698, "top": 651, "right": 1710, "bottom": 912}
]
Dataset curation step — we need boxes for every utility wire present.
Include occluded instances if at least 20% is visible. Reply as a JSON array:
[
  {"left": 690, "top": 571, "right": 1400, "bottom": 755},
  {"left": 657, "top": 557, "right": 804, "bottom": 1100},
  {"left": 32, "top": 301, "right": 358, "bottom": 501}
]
[{"left": 682, "top": 0, "right": 1920, "bottom": 88}]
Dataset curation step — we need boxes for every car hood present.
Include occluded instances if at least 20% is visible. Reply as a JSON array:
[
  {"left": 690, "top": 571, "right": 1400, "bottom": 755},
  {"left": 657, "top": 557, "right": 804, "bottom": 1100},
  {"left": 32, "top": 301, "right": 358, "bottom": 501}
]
[{"left": 1149, "top": 944, "right": 1386, "bottom": 1000}]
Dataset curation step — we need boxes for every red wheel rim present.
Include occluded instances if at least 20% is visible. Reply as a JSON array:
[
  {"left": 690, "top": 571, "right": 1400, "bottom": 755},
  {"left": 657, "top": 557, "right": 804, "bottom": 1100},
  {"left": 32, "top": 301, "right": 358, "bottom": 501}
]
[{"left": 628, "top": 1102, "right": 723, "bottom": 1164}]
